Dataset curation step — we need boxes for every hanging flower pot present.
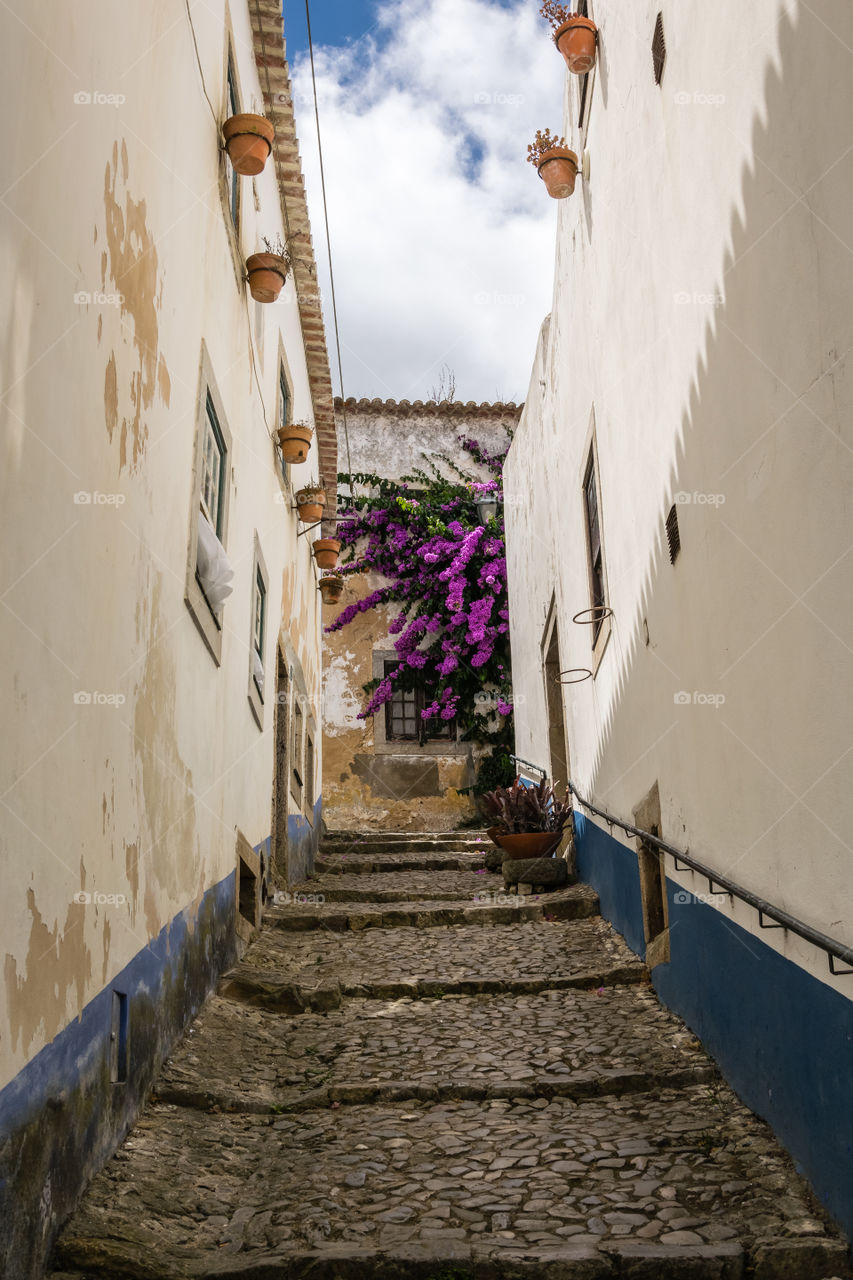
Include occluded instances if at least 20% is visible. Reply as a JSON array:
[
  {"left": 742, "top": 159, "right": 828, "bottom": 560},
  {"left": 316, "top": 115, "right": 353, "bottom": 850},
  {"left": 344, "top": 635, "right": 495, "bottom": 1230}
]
[
  {"left": 246, "top": 252, "right": 288, "bottom": 303},
  {"left": 527, "top": 129, "right": 578, "bottom": 199},
  {"left": 295, "top": 486, "right": 327, "bottom": 523},
  {"left": 277, "top": 422, "right": 313, "bottom": 463},
  {"left": 554, "top": 16, "right": 598, "bottom": 74},
  {"left": 319, "top": 573, "right": 344, "bottom": 605},
  {"left": 312, "top": 538, "right": 341, "bottom": 570},
  {"left": 223, "top": 113, "right": 275, "bottom": 176},
  {"left": 540, "top": 4, "right": 598, "bottom": 75}
]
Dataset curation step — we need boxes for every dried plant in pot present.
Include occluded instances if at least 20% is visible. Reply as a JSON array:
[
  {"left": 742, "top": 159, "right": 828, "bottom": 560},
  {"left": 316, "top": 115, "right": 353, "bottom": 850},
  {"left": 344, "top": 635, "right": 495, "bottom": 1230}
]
[
  {"left": 312, "top": 538, "right": 341, "bottom": 570},
  {"left": 246, "top": 235, "right": 290, "bottom": 303},
  {"left": 540, "top": 2, "right": 598, "bottom": 74},
  {"left": 481, "top": 777, "right": 573, "bottom": 859},
  {"left": 223, "top": 112, "right": 275, "bottom": 175},
  {"left": 278, "top": 419, "right": 313, "bottom": 463},
  {"left": 319, "top": 573, "right": 344, "bottom": 605},
  {"left": 295, "top": 483, "right": 327, "bottom": 523},
  {"left": 527, "top": 129, "right": 578, "bottom": 200}
]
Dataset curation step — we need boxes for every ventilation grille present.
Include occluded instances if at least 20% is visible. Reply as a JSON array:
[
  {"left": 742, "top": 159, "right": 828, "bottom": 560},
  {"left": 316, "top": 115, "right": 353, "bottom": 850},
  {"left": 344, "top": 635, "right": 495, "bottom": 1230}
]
[
  {"left": 666, "top": 504, "right": 681, "bottom": 563},
  {"left": 652, "top": 12, "right": 666, "bottom": 85}
]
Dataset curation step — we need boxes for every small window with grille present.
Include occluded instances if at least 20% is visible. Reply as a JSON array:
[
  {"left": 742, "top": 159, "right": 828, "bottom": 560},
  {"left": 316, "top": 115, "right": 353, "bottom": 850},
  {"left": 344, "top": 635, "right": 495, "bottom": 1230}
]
[
  {"left": 583, "top": 451, "right": 607, "bottom": 642},
  {"left": 577, "top": 0, "right": 592, "bottom": 127},
  {"left": 383, "top": 662, "right": 455, "bottom": 742},
  {"left": 652, "top": 12, "right": 666, "bottom": 85},
  {"left": 666, "top": 503, "right": 681, "bottom": 563},
  {"left": 226, "top": 49, "right": 240, "bottom": 227}
]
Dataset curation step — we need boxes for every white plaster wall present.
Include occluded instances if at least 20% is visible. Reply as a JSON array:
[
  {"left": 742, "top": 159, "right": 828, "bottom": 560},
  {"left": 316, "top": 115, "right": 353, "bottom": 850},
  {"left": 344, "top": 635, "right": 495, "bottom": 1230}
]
[
  {"left": 505, "top": 0, "right": 853, "bottom": 994},
  {"left": 0, "top": 0, "right": 325, "bottom": 1086}
]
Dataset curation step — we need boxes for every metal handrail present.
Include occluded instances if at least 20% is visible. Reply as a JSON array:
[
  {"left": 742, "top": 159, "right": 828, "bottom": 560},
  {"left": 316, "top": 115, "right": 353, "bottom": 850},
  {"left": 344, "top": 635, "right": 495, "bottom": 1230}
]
[
  {"left": 567, "top": 778, "right": 853, "bottom": 977},
  {"left": 510, "top": 753, "right": 548, "bottom": 777}
]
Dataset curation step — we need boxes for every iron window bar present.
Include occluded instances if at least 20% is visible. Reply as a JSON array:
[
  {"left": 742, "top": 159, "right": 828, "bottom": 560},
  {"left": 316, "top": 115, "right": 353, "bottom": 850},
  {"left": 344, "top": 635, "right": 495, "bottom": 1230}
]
[{"left": 566, "top": 778, "right": 853, "bottom": 978}]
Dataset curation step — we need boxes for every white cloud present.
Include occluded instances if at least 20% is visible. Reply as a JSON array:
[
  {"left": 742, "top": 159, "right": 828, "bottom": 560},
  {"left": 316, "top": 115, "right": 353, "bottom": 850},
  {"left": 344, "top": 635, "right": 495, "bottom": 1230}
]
[{"left": 290, "top": 0, "right": 566, "bottom": 403}]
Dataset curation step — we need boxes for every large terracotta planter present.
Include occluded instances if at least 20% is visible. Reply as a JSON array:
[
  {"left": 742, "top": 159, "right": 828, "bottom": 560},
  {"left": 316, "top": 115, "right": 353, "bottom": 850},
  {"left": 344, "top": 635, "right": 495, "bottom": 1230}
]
[
  {"left": 223, "top": 113, "right": 275, "bottom": 176},
  {"left": 554, "top": 17, "right": 598, "bottom": 75},
  {"left": 277, "top": 422, "right": 313, "bottom": 463},
  {"left": 296, "top": 487, "right": 327, "bottom": 523},
  {"left": 312, "top": 538, "right": 341, "bottom": 570},
  {"left": 319, "top": 573, "right": 344, "bottom": 605},
  {"left": 246, "top": 252, "right": 288, "bottom": 303},
  {"left": 495, "top": 832, "right": 562, "bottom": 860},
  {"left": 537, "top": 148, "right": 578, "bottom": 199}
]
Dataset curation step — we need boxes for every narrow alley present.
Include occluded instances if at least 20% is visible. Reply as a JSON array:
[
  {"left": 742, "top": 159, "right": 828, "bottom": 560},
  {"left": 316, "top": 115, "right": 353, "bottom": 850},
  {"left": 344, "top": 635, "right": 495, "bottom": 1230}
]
[{"left": 49, "top": 833, "right": 848, "bottom": 1279}]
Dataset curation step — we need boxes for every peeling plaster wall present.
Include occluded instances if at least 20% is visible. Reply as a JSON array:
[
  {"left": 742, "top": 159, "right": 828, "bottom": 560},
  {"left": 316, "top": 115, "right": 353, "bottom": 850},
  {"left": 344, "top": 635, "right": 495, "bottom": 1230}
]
[
  {"left": 504, "top": 0, "right": 853, "bottom": 1231},
  {"left": 0, "top": 3, "right": 327, "bottom": 1275},
  {"left": 323, "top": 403, "right": 519, "bottom": 832}
]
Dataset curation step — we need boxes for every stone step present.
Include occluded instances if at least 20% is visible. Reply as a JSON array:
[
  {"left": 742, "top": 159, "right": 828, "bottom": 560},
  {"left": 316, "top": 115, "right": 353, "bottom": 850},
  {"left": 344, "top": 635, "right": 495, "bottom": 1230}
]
[
  {"left": 238, "top": 916, "right": 646, "bottom": 994},
  {"left": 288, "top": 868, "right": 497, "bottom": 902},
  {"left": 51, "top": 1089, "right": 848, "bottom": 1279},
  {"left": 315, "top": 854, "right": 486, "bottom": 874},
  {"left": 321, "top": 834, "right": 489, "bottom": 856},
  {"left": 155, "top": 986, "right": 718, "bottom": 1115},
  {"left": 263, "top": 883, "right": 599, "bottom": 932}
]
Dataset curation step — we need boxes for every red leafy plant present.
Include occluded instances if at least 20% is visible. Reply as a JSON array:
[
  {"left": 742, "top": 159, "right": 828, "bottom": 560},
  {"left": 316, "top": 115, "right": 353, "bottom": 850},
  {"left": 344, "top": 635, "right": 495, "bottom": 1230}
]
[{"left": 482, "top": 778, "right": 573, "bottom": 835}]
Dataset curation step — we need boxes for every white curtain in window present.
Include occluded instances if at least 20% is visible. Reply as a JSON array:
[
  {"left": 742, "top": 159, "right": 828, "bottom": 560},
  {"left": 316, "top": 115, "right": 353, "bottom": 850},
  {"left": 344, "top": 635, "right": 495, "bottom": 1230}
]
[{"left": 196, "top": 512, "right": 234, "bottom": 610}]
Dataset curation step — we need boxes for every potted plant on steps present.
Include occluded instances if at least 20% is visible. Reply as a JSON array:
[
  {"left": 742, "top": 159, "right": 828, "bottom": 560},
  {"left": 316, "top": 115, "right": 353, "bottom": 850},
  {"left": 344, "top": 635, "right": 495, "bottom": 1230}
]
[
  {"left": 481, "top": 777, "right": 573, "bottom": 859},
  {"left": 246, "top": 235, "right": 290, "bottom": 303},
  {"left": 527, "top": 129, "right": 579, "bottom": 200},
  {"left": 312, "top": 538, "right": 341, "bottom": 570},
  {"left": 223, "top": 113, "right": 275, "bottom": 175},
  {"left": 540, "top": 2, "right": 598, "bottom": 74},
  {"left": 295, "top": 484, "right": 327, "bottom": 523},
  {"left": 277, "top": 420, "right": 313, "bottom": 463}
]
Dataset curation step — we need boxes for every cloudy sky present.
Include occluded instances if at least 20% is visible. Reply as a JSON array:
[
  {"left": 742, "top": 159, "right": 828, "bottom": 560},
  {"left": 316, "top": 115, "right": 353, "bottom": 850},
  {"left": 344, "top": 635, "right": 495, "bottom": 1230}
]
[{"left": 283, "top": 0, "right": 566, "bottom": 404}]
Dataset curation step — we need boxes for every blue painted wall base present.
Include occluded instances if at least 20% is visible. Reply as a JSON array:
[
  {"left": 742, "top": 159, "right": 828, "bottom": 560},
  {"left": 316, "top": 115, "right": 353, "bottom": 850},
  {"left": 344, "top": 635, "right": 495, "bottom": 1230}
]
[{"left": 573, "top": 810, "right": 853, "bottom": 1244}]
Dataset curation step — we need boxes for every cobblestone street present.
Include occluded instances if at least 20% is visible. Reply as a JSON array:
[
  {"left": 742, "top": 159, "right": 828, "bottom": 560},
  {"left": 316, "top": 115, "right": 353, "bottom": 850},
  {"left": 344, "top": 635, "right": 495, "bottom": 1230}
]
[{"left": 49, "top": 835, "right": 850, "bottom": 1279}]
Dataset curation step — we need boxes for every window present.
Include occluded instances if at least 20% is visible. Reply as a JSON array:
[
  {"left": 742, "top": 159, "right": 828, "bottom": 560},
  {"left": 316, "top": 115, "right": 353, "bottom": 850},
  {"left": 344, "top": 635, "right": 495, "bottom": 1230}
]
[
  {"left": 226, "top": 50, "right": 240, "bottom": 228},
  {"left": 577, "top": 0, "right": 591, "bottom": 127},
  {"left": 200, "top": 394, "right": 225, "bottom": 536},
  {"left": 185, "top": 346, "right": 234, "bottom": 665},
  {"left": 279, "top": 364, "right": 290, "bottom": 434},
  {"left": 248, "top": 534, "right": 270, "bottom": 729},
  {"left": 291, "top": 696, "right": 304, "bottom": 802},
  {"left": 383, "top": 662, "right": 455, "bottom": 742},
  {"left": 666, "top": 503, "right": 681, "bottom": 563},
  {"left": 652, "top": 12, "right": 666, "bottom": 85},
  {"left": 304, "top": 734, "right": 315, "bottom": 813},
  {"left": 583, "top": 451, "right": 606, "bottom": 641}
]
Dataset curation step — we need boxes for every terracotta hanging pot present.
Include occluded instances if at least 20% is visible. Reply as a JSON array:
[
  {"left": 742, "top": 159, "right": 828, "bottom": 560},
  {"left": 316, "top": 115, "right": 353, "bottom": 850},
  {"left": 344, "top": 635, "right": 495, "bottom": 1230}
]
[
  {"left": 554, "top": 16, "right": 598, "bottom": 75},
  {"left": 312, "top": 538, "right": 341, "bottom": 570},
  {"left": 246, "top": 252, "right": 289, "bottom": 303},
  {"left": 296, "top": 487, "right": 327, "bottom": 523},
  {"left": 319, "top": 573, "right": 344, "bottom": 605},
  {"left": 495, "top": 832, "right": 562, "bottom": 860},
  {"left": 223, "top": 114, "right": 275, "bottom": 176},
  {"left": 277, "top": 422, "right": 313, "bottom": 463},
  {"left": 537, "top": 148, "right": 578, "bottom": 199}
]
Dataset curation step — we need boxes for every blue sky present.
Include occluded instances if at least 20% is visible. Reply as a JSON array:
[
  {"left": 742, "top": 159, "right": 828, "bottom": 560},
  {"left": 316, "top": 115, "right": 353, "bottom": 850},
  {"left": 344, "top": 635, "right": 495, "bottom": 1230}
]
[{"left": 282, "top": 0, "right": 565, "bottom": 404}]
